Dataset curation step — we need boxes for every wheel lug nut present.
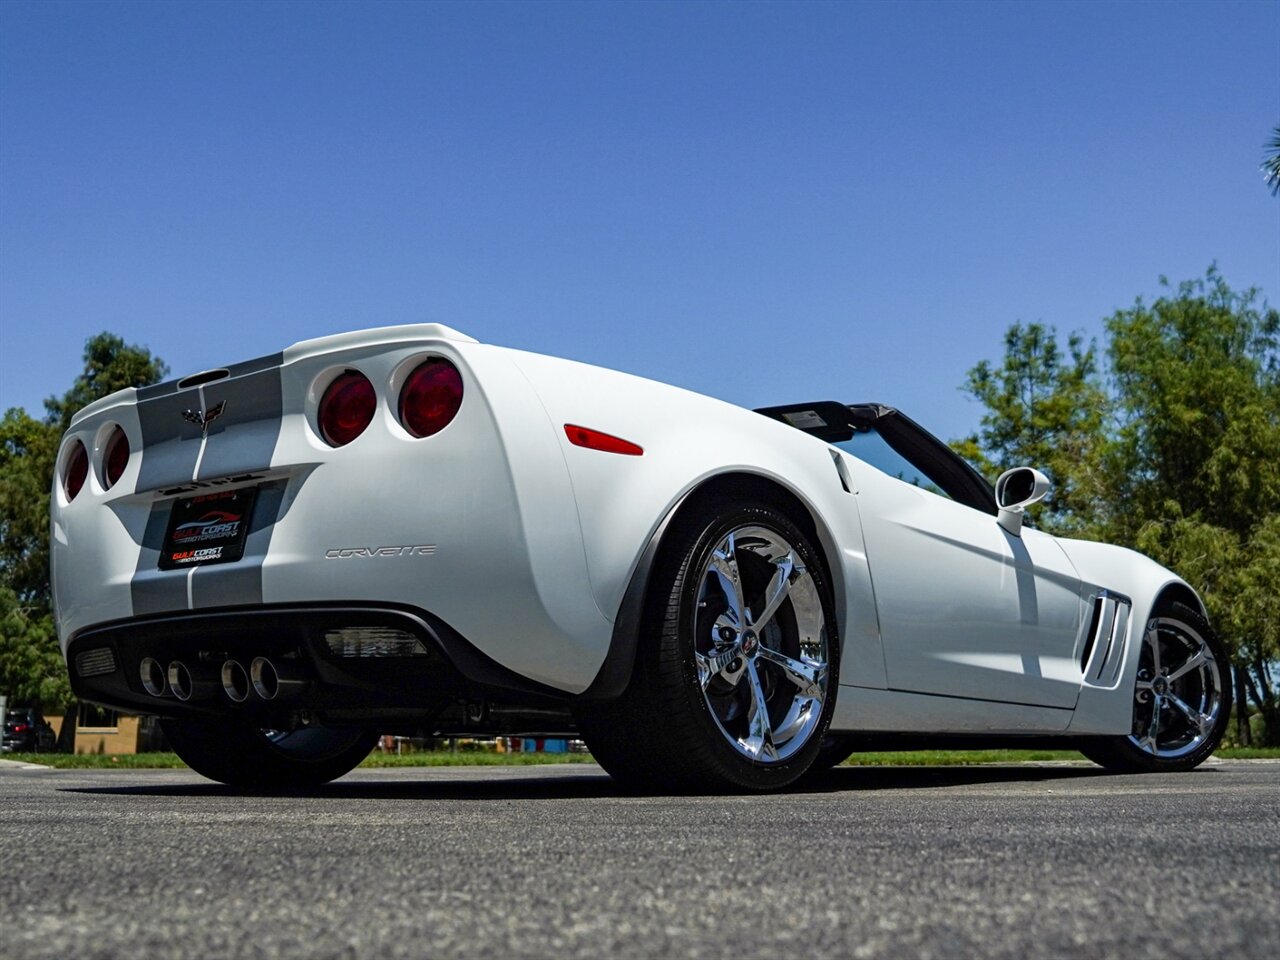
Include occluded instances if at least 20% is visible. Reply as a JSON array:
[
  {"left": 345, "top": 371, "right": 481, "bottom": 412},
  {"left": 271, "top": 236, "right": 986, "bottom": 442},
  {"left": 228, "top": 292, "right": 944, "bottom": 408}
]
[{"left": 719, "top": 627, "right": 735, "bottom": 643}]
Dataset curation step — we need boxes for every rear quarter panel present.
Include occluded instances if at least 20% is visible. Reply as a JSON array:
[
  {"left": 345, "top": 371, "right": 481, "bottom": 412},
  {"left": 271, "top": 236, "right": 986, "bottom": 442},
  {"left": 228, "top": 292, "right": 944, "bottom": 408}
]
[{"left": 506, "top": 349, "right": 887, "bottom": 690}]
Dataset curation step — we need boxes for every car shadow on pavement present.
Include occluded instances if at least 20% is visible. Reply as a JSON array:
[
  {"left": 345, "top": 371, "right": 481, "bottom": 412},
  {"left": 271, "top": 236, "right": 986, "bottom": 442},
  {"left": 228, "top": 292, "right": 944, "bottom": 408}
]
[
  {"left": 57, "top": 762, "right": 1116, "bottom": 800},
  {"left": 60, "top": 773, "right": 622, "bottom": 801},
  {"left": 798, "top": 764, "right": 1112, "bottom": 793}
]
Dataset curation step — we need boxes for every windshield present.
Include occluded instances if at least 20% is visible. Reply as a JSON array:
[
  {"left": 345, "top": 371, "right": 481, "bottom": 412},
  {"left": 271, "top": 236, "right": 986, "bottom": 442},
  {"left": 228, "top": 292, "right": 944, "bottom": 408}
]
[
  {"left": 755, "top": 400, "right": 996, "bottom": 513},
  {"left": 834, "top": 430, "right": 949, "bottom": 499}
]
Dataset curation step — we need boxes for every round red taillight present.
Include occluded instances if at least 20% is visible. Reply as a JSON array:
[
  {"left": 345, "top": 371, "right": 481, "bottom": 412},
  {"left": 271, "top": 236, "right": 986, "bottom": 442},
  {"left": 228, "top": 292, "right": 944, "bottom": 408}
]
[
  {"left": 318, "top": 370, "right": 376, "bottom": 447},
  {"left": 398, "top": 358, "right": 463, "bottom": 438},
  {"left": 63, "top": 440, "right": 89, "bottom": 501},
  {"left": 103, "top": 427, "right": 130, "bottom": 489}
]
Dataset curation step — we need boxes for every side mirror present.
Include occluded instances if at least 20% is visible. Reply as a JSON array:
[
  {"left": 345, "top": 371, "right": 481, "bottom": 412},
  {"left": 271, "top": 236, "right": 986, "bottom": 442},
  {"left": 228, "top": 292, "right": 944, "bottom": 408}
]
[{"left": 994, "top": 467, "right": 1050, "bottom": 536}]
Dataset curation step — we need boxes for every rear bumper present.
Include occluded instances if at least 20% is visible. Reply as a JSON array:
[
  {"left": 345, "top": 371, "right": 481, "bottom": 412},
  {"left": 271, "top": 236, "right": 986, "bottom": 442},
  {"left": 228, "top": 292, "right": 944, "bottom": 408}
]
[
  {"left": 52, "top": 338, "right": 616, "bottom": 695},
  {"left": 66, "top": 603, "right": 575, "bottom": 731}
]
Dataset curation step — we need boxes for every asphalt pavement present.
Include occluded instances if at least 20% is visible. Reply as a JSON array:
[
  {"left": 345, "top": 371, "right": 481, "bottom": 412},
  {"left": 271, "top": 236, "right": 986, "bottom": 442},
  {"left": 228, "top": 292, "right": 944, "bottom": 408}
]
[{"left": 1, "top": 760, "right": 1277, "bottom": 959}]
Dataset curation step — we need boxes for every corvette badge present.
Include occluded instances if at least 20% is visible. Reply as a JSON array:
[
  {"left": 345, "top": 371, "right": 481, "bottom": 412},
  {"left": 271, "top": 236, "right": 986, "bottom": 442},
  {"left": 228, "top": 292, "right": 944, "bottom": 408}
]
[{"left": 183, "top": 400, "right": 227, "bottom": 435}]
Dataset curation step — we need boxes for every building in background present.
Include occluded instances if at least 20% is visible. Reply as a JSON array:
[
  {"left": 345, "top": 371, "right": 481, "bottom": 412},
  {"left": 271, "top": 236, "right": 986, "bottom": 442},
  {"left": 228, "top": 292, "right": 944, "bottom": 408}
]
[{"left": 33, "top": 706, "right": 166, "bottom": 755}]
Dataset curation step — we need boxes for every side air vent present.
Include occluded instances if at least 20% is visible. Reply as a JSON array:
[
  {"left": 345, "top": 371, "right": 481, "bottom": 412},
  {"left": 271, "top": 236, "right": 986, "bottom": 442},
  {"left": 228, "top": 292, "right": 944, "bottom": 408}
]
[
  {"left": 75, "top": 646, "right": 118, "bottom": 678},
  {"left": 1080, "top": 591, "right": 1131, "bottom": 687},
  {"left": 829, "top": 450, "right": 853, "bottom": 493}
]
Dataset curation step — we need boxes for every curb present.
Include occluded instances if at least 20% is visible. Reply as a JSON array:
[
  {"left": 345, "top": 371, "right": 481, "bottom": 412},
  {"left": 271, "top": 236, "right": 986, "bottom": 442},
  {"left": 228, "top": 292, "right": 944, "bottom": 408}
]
[{"left": 0, "top": 758, "right": 54, "bottom": 771}]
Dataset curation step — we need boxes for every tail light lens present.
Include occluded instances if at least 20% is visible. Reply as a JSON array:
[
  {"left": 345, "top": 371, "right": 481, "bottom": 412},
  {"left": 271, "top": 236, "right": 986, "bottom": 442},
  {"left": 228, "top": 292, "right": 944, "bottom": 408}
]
[
  {"left": 103, "top": 426, "right": 130, "bottom": 489},
  {"left": 399, "top": 358, "right": 463, "bottom": 438},
  {"left": 63, "top": 440, "right": 89, "bottom": 500},
  {"left": 318, "top": 371, "right": 376, "bottom": 446}
]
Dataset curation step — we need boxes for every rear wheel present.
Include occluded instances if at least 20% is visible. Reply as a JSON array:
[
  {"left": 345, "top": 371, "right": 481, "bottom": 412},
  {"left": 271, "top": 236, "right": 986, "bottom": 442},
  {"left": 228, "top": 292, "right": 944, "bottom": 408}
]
[
  {"left": 809, "top": 733, "right": 860, "bottom": 772},
  {"left": 576, "top": 499, "right": 839, "bottom": 792},
  {"left": 161, "top": 716, "right": 378, "bottom": 787},
  {"left": 1080, "top": 602, "right": 1230, "bottom": 773}
]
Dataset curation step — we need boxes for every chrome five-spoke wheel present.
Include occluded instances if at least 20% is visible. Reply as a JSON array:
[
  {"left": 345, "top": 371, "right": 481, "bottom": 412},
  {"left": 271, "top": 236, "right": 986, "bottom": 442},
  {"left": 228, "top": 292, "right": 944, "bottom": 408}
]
[
  {"left": 1128, "top": 614, "right": 1225, "bottom": 760},
  {"left": 1081, "top": 601, "right": 1230, "bottom": 773},
  {"left": 573, "top": 498, "right": 839, "bottom": 792},
  {"left": 693, "top": 525, "right": 829, "bottom": 764}
]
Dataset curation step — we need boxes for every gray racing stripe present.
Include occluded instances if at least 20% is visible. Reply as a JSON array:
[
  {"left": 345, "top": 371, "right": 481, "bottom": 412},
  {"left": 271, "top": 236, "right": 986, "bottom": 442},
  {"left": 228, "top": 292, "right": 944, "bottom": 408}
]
[
  {"left": 134, "top": 351, "right": 285, "bottom": 492},
  {"left": 135, "top": 391, "right": 204, "bottom": 491},
  {"left": 130, "top": 350, "right": 286, "bottom": 615},
  {"left": 195, "top": 365, "right": 284, "bottom": 481},
  {"left": 130, "top": 500, "right": 189, "bottom": 615},
  {"left": 190, "top": 480, "right": 288, "bottom": 609},
  {"left": 135, "top": 380, "right": 178, "bottom": 402},
  {"left": 221, "top": 351, "right": 284, "bottom": 380}
]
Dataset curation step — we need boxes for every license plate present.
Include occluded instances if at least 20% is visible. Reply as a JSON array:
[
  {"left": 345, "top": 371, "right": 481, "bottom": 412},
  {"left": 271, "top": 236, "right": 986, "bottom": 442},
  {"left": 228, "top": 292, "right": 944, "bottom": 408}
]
[{"left": 159, "top": 488, "right": 258, "bottom": 570}]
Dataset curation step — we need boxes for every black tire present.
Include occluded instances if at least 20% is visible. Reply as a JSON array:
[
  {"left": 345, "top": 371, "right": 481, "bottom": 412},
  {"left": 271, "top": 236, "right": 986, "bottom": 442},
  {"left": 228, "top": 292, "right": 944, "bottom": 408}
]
[
  {"left": 575, "top": 498, "right": 840, "bottom": 793},
  {"left": 809, "top": 733, "right": 860, "bottom": 772},
  {"left": 161, "top": 716, "right": 378, "bottom": 787},
  {"left": 1079, "top": 601, "right": 1231, "bottom": 773}
]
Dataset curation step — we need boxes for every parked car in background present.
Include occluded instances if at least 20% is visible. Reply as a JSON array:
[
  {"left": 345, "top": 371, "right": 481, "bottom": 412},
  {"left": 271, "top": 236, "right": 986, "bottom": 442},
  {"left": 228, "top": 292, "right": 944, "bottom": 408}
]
[{"left": 2, "top": 708, "right": 56, "bottom": 753}]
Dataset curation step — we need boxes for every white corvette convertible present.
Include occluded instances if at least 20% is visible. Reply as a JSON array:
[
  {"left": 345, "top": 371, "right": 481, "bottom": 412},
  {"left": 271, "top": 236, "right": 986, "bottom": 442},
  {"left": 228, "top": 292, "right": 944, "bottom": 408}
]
[{"left": 52, "top": 324, "right": 1230, "bottom": 790}]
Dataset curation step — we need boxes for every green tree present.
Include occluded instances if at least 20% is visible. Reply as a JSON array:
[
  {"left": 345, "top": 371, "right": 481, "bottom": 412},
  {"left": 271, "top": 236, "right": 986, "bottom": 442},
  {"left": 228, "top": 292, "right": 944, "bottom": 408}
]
[
  {"left": 0, "top": 409, "right": 59, "bottom": 605},
  {"left": 0, "top": 333, "right": 166, "bottom": 718},
  {"left": 0, "top": 587, "right": 64, "bottom": 707},
  {"left": 1107, "top": 270, "right": 1280, "bottom": 743},
  {"left": 958, "top": 269, "right": 1280, "bottom": 744},
  {"left": 954, "top": 322, "right": 1108, "bottom": 534},
  {"left": 1230, "top": 517, "right": 1280, "bottom": 743},
  {"left": 44, "top": 332, "right": 169, "bottom": 434},
  {"left": 1263, "top": 124, "right": 1280, "bottom": 198},
  {"left": 1105, "top": 269, "right": 1280, "bottom": 543}
]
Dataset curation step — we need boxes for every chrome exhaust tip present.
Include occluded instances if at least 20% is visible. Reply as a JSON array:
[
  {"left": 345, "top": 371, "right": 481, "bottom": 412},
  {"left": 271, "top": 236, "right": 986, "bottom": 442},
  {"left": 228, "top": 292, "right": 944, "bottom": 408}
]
[
  {"left": 221, "top": 660, "right": 250, "bottom": 703},
  {"left": 167, "top": 660, "right": 220, "bottom": 702},
  {"left": 250, "top": 657, "right": 308, "bottom": 701},
  {"left": 168, "top": 661, "right": 195, "bottom": 701},
  {"left": 140, "top": 657, "right": 168, "bottom": 697}
]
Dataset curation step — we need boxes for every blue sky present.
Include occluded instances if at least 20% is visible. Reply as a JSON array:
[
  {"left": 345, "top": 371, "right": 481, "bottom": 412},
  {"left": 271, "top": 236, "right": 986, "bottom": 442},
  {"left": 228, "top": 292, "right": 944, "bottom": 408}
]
[{"left": 1, "top": 0, "right": 1276, "bottom": 444}]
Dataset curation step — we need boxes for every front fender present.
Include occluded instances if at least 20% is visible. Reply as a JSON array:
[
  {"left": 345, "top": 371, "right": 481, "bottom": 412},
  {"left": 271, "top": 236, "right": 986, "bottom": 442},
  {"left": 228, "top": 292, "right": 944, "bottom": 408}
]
[{"left": 1054, "top": 536, "right": 1207, "bottom": 735}]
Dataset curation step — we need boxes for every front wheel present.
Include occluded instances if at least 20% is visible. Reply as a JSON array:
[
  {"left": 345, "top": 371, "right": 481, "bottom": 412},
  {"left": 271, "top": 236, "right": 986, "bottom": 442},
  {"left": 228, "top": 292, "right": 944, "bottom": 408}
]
[
  {"left": 1080, "top": 602, "right": 1231, "bottom": 773},
  {"left": 576, "top": 498, "right": 839, "bottom": 792},
  {"left": 161, "top": 716, "right": 378, "bottom": 787}
]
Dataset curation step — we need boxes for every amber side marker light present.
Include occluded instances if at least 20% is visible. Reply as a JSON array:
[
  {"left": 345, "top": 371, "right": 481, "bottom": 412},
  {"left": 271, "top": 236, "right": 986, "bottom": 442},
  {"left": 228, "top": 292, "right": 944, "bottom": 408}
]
[{"left": 564, "top": 424, "right": 643, "bottom": 456}]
